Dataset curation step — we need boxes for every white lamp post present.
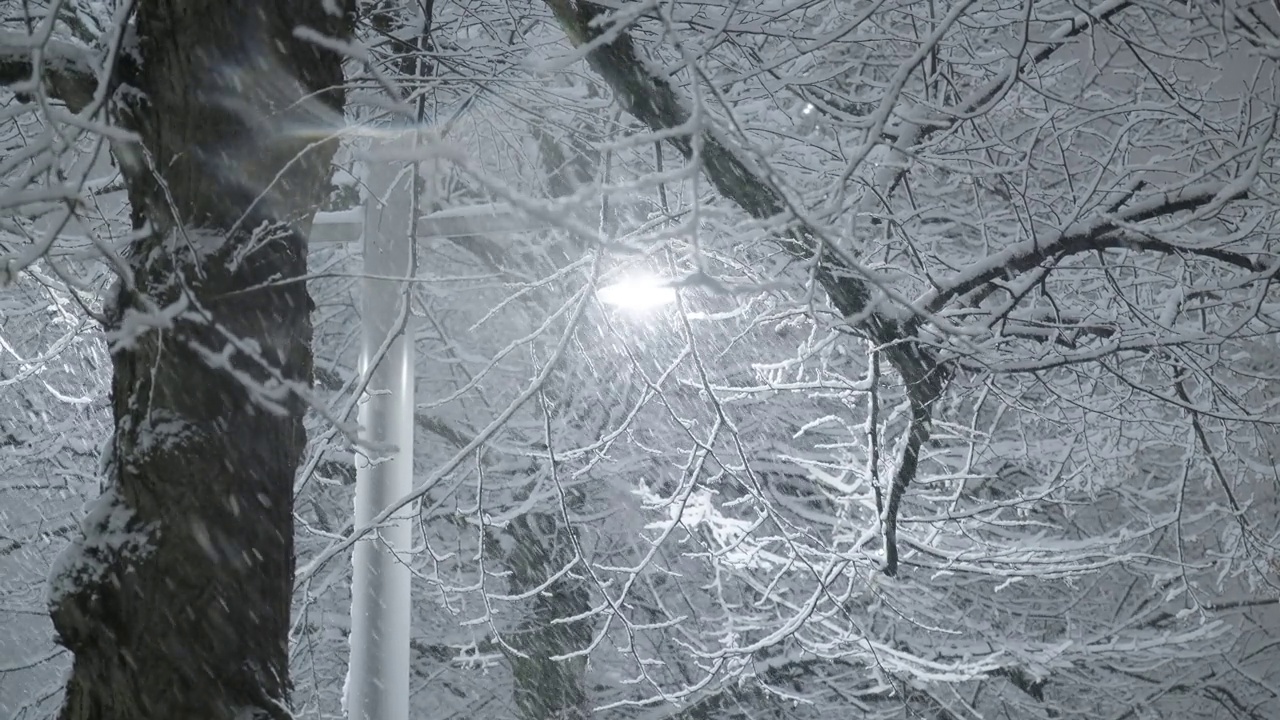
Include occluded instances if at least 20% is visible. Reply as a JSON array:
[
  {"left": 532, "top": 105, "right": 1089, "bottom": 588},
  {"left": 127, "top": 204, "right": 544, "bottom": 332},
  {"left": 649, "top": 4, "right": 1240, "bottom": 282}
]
[
  {"left": 345, "top": 135, "right": 417, "bottom": 720},
  {"left": 312, "top": 141, "right": 550, "bottom": 720}
]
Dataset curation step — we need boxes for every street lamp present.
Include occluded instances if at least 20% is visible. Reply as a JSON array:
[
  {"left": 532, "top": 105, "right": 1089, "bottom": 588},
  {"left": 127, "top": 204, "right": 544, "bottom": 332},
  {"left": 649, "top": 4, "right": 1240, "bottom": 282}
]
[{"left": 597, "top": 273, "right": 677, "bottom": 311}]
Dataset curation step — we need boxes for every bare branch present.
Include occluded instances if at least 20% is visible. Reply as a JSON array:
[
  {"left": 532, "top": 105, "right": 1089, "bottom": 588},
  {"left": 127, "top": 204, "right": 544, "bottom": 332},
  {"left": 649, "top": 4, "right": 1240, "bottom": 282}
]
[
  {"left": 923, "top": 183, "right": 1258, "bottom": 314},
  {"left": 0, "top": 31, "right": 98, "bottom": 113},
  {"left": 545, "top": 0, "right": 952, "bottom": 575}
]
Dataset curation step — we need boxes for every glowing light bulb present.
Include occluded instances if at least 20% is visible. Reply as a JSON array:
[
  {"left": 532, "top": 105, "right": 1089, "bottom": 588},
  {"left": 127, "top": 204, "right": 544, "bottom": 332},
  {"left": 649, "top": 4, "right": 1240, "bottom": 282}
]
[{"left": 597, "top": 275, "right": 677, "bottom": 311}]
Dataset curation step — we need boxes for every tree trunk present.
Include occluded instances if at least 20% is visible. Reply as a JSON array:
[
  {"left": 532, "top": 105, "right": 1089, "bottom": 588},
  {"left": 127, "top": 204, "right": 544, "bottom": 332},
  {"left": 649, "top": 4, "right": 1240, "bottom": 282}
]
[{"left": 45, "top": 3, "right": 351, "bottom": 718}]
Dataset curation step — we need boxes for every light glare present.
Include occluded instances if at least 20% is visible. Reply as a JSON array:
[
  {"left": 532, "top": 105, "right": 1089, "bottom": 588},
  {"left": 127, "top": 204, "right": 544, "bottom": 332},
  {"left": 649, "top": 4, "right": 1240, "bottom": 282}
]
[{"left": 598, "top": 276, "right": 677, "bottom": 311}]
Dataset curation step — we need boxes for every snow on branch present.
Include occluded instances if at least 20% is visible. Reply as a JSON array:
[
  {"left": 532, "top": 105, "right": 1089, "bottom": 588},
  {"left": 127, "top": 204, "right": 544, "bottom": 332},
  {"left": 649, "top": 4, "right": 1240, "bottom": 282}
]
[
  {"left": 922, "top": 181, "right": 1260, "bottom": 313},
  {"left": 544, "top": 0, "right": 948, "bottom": 576},
  {"left": 0, "top": 30, "right": 97, "bottom": 112}
]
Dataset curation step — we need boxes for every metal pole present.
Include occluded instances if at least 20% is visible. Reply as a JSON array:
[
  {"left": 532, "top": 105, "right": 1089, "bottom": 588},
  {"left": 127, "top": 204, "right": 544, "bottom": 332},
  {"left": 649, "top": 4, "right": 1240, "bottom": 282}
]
[
  {"left": 346, "top": 134, "right": 417, "bottom": 720},
  {"left": 310, "top": 203, "right": 557, "bottom": 244}
]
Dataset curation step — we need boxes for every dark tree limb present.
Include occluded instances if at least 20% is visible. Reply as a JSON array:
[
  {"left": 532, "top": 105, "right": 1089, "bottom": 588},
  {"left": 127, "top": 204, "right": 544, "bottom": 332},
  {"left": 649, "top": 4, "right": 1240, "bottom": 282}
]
[
  {"left": 0, "top": 31, "right": 98, "bottom": 112},
  {"left": 926, "top": 183, "right": 1258, "bottom": 313},
  {"left": 990, "top": 666, "right": 1047, "bottom": 703},
  {"left": 544, "top": 0, "right": 946, "bottom": 575}
]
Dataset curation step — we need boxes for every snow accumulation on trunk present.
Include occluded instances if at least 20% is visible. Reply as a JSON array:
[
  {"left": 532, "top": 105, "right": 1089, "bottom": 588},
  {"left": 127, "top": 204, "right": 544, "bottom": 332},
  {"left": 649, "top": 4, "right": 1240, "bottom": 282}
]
[{"left": 45, "top": 485, "right": 158, "bottom": 609}]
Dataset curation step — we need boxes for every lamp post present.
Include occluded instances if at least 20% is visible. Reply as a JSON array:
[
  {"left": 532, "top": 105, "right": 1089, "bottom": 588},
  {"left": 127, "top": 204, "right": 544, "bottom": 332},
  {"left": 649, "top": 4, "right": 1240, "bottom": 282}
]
[
  {"left": 311, "top": 141, "right": 550, "bottom": 720},
  {"left": 342, "top": 135, "right": 417, "bottom": 720}
]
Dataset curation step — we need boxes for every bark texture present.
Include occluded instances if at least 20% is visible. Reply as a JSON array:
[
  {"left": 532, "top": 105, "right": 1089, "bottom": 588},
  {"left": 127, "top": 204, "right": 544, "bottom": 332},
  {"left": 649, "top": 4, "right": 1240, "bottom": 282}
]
[{"left": 46, "top": 3, "right": 352, "bottom": 719}]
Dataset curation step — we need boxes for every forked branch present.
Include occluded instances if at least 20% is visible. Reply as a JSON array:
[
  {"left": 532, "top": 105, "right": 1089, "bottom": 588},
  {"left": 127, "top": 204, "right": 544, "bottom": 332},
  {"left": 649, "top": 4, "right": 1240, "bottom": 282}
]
[
  {"left": 0, "top": 30, "right": 97, "bottom": 113},
  {"left": 545, "top": 0, "right": 947, "bottom": 575},
  {"left": 924, "top": 183, "right": 1259, "bottom": 313}
]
